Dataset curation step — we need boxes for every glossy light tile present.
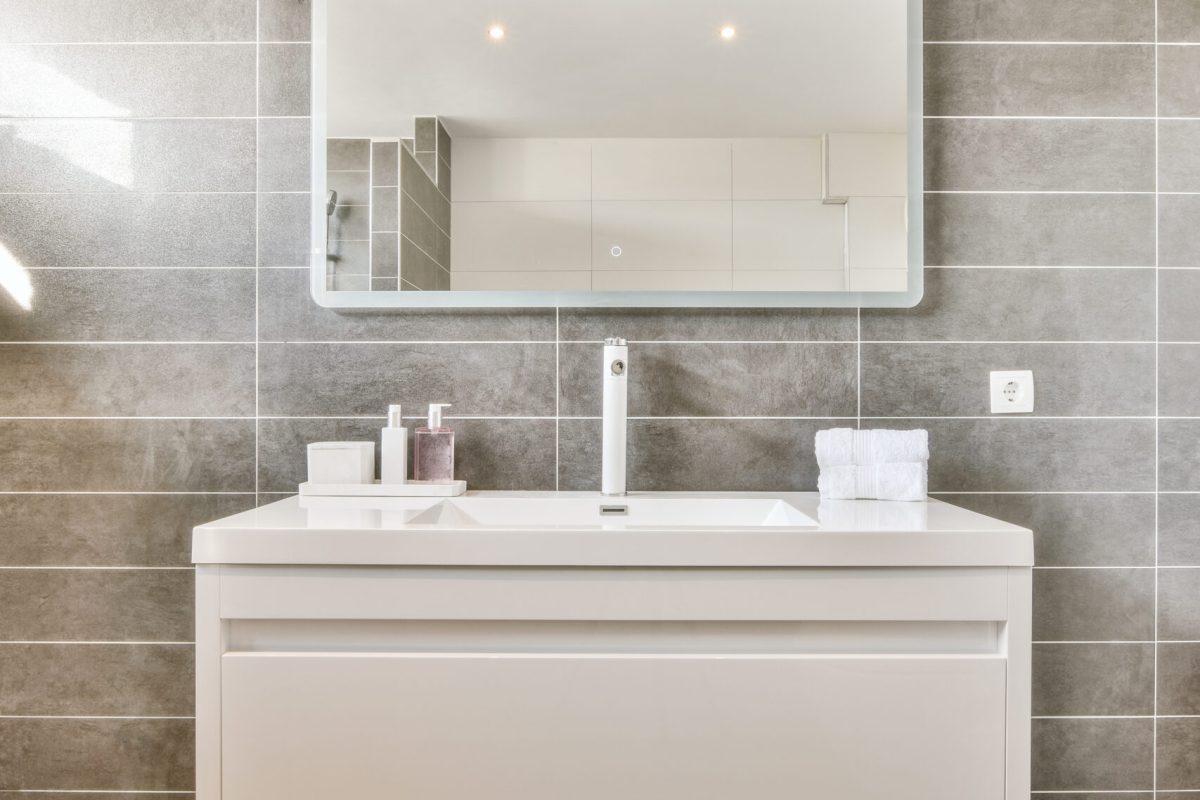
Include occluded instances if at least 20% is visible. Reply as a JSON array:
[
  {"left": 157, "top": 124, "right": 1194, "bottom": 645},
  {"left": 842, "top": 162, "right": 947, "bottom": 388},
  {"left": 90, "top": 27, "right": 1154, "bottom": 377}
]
[
  {"left": 592, "top": 201, "right": 731, "bottom": 270},
  {"left": 924, "top": 44, "right": 1155, "bottom": 117},
  {"left": 258, "top": 43, "right": 310, "bottom": 116},
  {"left": 1159, "top": 120, "right": 1200, "bottom": 192},
  {"left": 732, "top": 201, "right": 844, "bottom": 270},
  {"left": 257, "top": 417, "right": 556, "bottom": 492},
  {"left": 452, "top": 202, "right": 590, "bottom": 271},
  {"left": 0, "top": 343, "right": 254, "bottom": 416},
  {"left": 1160, "top": 494, "right": 1200, "bottom": 566},
  {"left": 1032, "top": 718, "right": 1153, "bottom": 791},
  {"left": 0, "top": 269, "right": 255, "bottom": 342},
  {"left": 0, "top": 119, "right": 256, "bottom": 193},
  {"left": 258, "top": 342, "right": 556, "bottom": 416},
  {"left": 1033, "top": 568, "right": 1154, "bottom": 642},
  {"left": 1157, "top": 717, "right": 1200, "bottom": 790},
  {"left": 925, "top": 193, "right": 1155, "bottom": 267},
  {"left": 1159, "top": 419, "right": 1200, "bottom": 491},
  {"left": 862, "top": 343, "right": 1154, "bottom": 416},
  {"left": 0, "top": 643, "right": 193, "bottom": 716},
  {"left": 0, "top": 44, "right": 256, "bottom": 117},
  {"left": 923, "top": 0, "right": 1154, "bottom": 42},
  {"left": 559, "top": 342, "right": 857, "bottom": 418},
  {"left": 259, "top": 117, "right": 311, "bottom": 192},
  {"left": 0, "top": 193, "right": 256, "bottom": 268},
  {"left": 591, "top": 139, "right": 731, "bottom": 200},
  {"left": 935, "top": 493, "right": 1155, "bottom": 567},
  {"left": 730, "top": 138, "right": 822, "bottom": 200},
  {"left": 451, "top": 138, "right": 590, "bottom": 201},
  {"left": 0, "top": 569, "right": 192, "bottom": 641},
  {"left": 258, "top": 192, "right": 310, "bottom": 267},
  {"left": 0, "top": 493, "right": 253, "bottom": 567},
  {"left": 1158, "top": 643, "right": 1200, "bottom": 715},
  {"left": 558, "top": 418, "right": 833, "bottom": 492},
  {"left": 1160, "top": 194, "right": 1200, "bottom": 267},
  {"left": 861, "top": 268, "right": 1155, "bottom": 342},
  {"left": 925, "top": 118, "right": 1154, "bottom": 192},
  {"left": 1159, "top": 568, "right": 1200, "bottom": 640},
  {"left": 0, "top": 718, "right": 193, "bottom": 791},
  {"left": 0, "top": 419, "right": 255, "bottom": 492},
  {"left": 1032, "top": 643, "right": 1154, "bottom": 716},
  {"left": 1159, "top": 45, "right": 1200, "bottom": 117}
]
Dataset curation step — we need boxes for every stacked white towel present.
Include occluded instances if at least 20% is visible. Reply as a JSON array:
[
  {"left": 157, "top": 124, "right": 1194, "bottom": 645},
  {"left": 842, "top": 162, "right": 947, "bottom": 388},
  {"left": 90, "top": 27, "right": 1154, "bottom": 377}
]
[{"left": 815, "top": 428, "right": 928, "bottom": 501}]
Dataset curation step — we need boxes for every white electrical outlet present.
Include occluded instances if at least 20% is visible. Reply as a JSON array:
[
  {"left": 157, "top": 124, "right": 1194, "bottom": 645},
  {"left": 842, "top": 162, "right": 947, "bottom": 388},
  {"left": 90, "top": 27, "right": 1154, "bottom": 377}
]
[{"left": 990, "top": 370, "right": 1035, "bottom": 414}]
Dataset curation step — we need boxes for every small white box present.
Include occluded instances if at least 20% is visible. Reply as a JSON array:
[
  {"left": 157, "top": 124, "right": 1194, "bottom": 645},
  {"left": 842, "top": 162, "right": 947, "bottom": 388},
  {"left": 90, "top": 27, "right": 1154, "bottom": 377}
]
[{"left": 306, "top": 442, "right": 375, "bottom": 484}]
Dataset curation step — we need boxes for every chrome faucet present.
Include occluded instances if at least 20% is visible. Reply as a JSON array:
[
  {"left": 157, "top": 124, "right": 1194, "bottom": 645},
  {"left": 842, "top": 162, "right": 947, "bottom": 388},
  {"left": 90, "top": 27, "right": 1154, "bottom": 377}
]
[{"left": 601, "top": 337, "right": 628, "bottom": 496}]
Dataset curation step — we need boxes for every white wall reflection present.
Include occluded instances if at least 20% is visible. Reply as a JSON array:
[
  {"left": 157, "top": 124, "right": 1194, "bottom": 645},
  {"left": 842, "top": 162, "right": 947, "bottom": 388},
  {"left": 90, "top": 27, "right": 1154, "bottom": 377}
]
[{"left": 0, "top": 241, "right": 33, "bottom": 310}]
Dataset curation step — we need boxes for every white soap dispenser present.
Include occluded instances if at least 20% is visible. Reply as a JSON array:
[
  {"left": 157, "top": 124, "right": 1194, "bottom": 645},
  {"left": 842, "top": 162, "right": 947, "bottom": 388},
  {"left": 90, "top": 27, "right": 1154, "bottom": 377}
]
[{"left": 380, "top": 404, "right": 408, "bottom": 484}]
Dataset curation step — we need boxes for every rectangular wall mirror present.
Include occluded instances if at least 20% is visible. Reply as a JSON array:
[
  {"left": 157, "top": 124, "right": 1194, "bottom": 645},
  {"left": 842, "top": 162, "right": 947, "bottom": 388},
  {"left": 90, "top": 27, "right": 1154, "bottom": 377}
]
[{"left": 310, "top": 0, "right": 922, "bottom": 308}]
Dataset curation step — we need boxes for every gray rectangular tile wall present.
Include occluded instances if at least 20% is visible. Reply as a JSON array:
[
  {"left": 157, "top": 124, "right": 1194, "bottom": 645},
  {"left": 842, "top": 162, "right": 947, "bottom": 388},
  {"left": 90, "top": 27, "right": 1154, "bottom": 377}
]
[{"left": 0, "top": 0, "right": 1193, "bottom": 794}]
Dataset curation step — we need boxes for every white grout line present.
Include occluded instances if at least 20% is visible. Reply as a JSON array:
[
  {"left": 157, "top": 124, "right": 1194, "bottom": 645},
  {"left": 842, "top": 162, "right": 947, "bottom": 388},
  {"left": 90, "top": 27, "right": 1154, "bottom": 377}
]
[{"left": 1153, "top": 4, "right": 1161, "bottom": 792}]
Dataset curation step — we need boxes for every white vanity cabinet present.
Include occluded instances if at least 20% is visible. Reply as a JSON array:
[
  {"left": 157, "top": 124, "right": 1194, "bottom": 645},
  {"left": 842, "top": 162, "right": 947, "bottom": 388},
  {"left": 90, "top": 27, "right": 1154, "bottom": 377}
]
[{"left": 193, "top": 492, "right": 1032, "bottom": 800}]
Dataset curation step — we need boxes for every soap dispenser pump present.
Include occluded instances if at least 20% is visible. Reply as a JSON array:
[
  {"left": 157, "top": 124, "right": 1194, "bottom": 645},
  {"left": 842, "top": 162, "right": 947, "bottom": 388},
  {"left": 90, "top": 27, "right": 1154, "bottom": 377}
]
[{"left": 414, "top": 403, "right": 455, "bottom": 483}]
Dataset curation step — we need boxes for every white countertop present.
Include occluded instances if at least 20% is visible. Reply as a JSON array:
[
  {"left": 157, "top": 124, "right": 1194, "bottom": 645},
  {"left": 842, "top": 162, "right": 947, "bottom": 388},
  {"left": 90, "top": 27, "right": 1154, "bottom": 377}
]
[{"left": 192, "top": 492, "right": 1033, "bottom": 567}]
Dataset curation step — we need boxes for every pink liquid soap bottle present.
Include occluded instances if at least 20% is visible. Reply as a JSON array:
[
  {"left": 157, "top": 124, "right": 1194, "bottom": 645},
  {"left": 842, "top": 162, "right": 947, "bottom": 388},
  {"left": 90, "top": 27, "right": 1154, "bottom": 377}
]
[{"left": 414, "top": 403, "right": 455, "bottom": 483}]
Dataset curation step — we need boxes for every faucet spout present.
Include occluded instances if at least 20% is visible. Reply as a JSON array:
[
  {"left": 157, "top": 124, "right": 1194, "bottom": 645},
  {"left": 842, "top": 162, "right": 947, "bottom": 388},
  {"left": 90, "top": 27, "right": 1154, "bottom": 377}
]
[{"left": 601, "top": 337, "right": 628, "bottom": 496}]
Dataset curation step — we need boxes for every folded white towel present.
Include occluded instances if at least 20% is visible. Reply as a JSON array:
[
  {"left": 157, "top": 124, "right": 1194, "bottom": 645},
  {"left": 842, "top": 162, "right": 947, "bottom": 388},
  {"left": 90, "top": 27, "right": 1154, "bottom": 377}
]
[
  {"left": 817, "top": 462, "right": 928, "bottom": 502},
  {"left": 815, "top": 428, "right": 929, "bottom": 468}
]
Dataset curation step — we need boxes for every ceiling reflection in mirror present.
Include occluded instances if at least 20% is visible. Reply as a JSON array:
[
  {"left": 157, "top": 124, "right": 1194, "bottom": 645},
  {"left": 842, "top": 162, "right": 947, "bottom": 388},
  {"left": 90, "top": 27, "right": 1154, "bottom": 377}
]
[{"left": 322, "top": 0, "right": 909, "bottom": 295}]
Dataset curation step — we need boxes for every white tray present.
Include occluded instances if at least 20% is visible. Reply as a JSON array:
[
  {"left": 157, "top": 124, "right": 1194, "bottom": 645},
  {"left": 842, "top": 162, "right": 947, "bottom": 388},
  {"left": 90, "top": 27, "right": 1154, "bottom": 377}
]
[{"left": 299, "top": 480, "right": 467, "bottom": 497}]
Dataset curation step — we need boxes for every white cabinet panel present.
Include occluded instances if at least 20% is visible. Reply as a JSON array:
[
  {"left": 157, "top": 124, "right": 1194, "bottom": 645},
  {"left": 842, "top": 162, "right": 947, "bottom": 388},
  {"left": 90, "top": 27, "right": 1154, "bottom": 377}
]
[
  {"left": 452, "top": 201, "right": 591, "bottom": 271},
  {"left": 848, "top": 196, "right": 908, "bottom": 271},
  {"left": 732, "top": 137, "right": 823, "bottom": 199},
  {"left": 592, "top": 139, "right": 731, "bottom": 200},
  {"left": 451, "top": 138, "right": 591, "bottom": 201},
  {"left": 223, "top": 652, "right": 1006, "bottom": 800},
  {"left": 732, "top": 200, "right": 844, "bottom": 270},
  {"left": 592, "top": 201, "right": 731, "bottom": 270},
  {"left": 826, "top": 133, "right": 907, "bottom": 197}
]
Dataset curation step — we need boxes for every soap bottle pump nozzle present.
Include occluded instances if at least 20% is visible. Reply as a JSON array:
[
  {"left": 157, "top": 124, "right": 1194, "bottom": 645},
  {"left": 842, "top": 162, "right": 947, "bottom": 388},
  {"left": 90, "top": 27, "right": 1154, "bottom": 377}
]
[
  {"left": 387, "top": 404, "right": 402, "bottom": 427},
  {"left": 427, "top": 403, "right": 452, "bottom": 429}
]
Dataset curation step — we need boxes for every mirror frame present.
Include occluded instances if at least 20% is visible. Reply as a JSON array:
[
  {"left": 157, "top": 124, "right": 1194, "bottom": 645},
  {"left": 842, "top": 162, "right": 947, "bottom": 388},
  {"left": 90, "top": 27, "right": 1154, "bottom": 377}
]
[{"left": 309, "top": 0, "right": 923, "bottom": 309}]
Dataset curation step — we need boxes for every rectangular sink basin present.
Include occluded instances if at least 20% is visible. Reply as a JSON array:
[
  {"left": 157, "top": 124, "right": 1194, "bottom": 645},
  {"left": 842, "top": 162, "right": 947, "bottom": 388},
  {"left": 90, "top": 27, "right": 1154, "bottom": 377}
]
[{"left": 407, "top": 496, "right": 816, "bottom": 529}]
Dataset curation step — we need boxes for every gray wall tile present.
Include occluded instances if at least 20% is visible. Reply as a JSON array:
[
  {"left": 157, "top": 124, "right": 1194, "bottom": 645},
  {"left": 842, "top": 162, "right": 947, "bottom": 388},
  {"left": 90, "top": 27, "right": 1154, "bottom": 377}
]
[
  {"left": 259, "top": 117, "right": 311, "bottom": 192},
  {"left": 885, "top": 419, "right": 1157, "bottom": 493},
  {"left": 0, "top": 269, "right": 255, "bottom": 342},
  {"left": 258, "top": 342, "right": 556, "bottom": 416},
  {"left": 0, "top": 718, "right": 192, "bottom": 791},
  {"left": 0, "top": 0, "right": 255, "bottom": 42},
  {"left": 1157, "top": 717, "right": 1200, "bottom": 790},
  {"left": 371, "top": 187, "right": 398, "bottom": 231},
  {"left": 400, "top": 234, "right": 448, "bottom": 291},
  {"left": 260, "top": 0, "right": 312, "bottom": 42},
  {"left": 559, "top": 308, "right": 858, "bottom": 342},
  {"left": 1033, "top": 643, "right": 1154, "bottom": 715},
  {"left": 256, "top": 268, "right": 555, "bottom": 341},
  {"left": 1160, "top": 568, "right": 1200, "bottom": 640},
  {"left": 0, "top": 119, "right": 256, "bottom": 192},
  {"left": 0, "top": 494, "right": 253, "bottom": 567},
  {"left": 327, "top": 170, "right": 369, "bottom": 205},
  {"left": 1160, "top": 344, "right": 1200, "bottom": 415},
  {"left": 258, "top": 192, "right": 310, "bottom": 266},
  {"left": 1161, "top": 269, "right": 1200, "bottom": 339},
  {"left": 1159, "top": 45, "right": 1200, "bottom": 116},
  {"left": 0, "top": 643, "right": 193, "bottom": 715},
  {"left": 371, "top": 141, "right": 398, "bottom": 186},
  {"left": 1160, "top": 195, "right": 1200, "bottom": 267},
  {"left": 1033, "top": 568, "right": 1155, "bottom": 641},
  {"left": 0, "top": 569, "right": 192, "bottom": 641},
  {"left": 925, "top": 119, "right": 1154, "bottom": 192},
  {"left": 0, "top": 419, "right": 255, "bottom": 492},
  {"left": 558, "top": 418, "right": 832, "bottom": 492},
  {"left": 861, "top": 269, "right": 1155, "bottom": 342},
  {"left": 560, "top": 342, "right": 858, "bottom": 418},
  {"left": 925, "top": 194, "right": 1155, "bottom": 266},
  {"left": 862, "top": 343, "right": 1154, "bottom": 416},
  {"left": 0, "top": 193, "right": 256, "bottom": 268},
  {"left": 1160, "top": 0, "right": 1200, "bottom": 42},
  {"left": 0, "top": 344, "right": 254, "bottom": 416},
  {"left": 1158, "top": 643, "right": 1200, "bottom": 715},
  {"left": 327, "top": 138, "right": 369, "bottom": 170},
  {"left": 1160, "top": 494, "right": 1200, "bottom": 566},
  {"left": 371, "top": 232, "right": 398, "bottom": 278},
  {"left": 258, "top": 43, "right": 310, "bottom": 116},
  {"left": 924, "top": 0, "right": 1154, "bottom": 42},
  {"left": 936, "top": 494, "right": 1155, "bottom": 567},
  {"left": 925, "top": 44, "right": 1155, "bottom": 116},
  {"left": 401, "top": 191, "right": 450, "bottom": 266},
  {"left": 0, "top": 44, "right": 255, "bottom": 116},
  {"left": 1160, "top": 419, "right": 1200, "bottom": 491},
  {"left": 257, "top": 417, "right": 557, "bottom": 492},
  {"left": 1032, "top": 718, "right": 1153, "bottom": 791},
  {"left": 1160, "top": 121, "right": 1200, "bottom": 192}
]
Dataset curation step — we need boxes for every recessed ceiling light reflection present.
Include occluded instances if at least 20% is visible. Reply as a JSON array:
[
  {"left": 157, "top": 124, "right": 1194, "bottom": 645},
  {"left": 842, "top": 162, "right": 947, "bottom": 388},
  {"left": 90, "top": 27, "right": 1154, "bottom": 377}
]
[
  {"left": 489, "top": 25, "right": 505, "bottom": 40},
  {"left": 720, "top": 26, "right": 736, "bottom": 40}
]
